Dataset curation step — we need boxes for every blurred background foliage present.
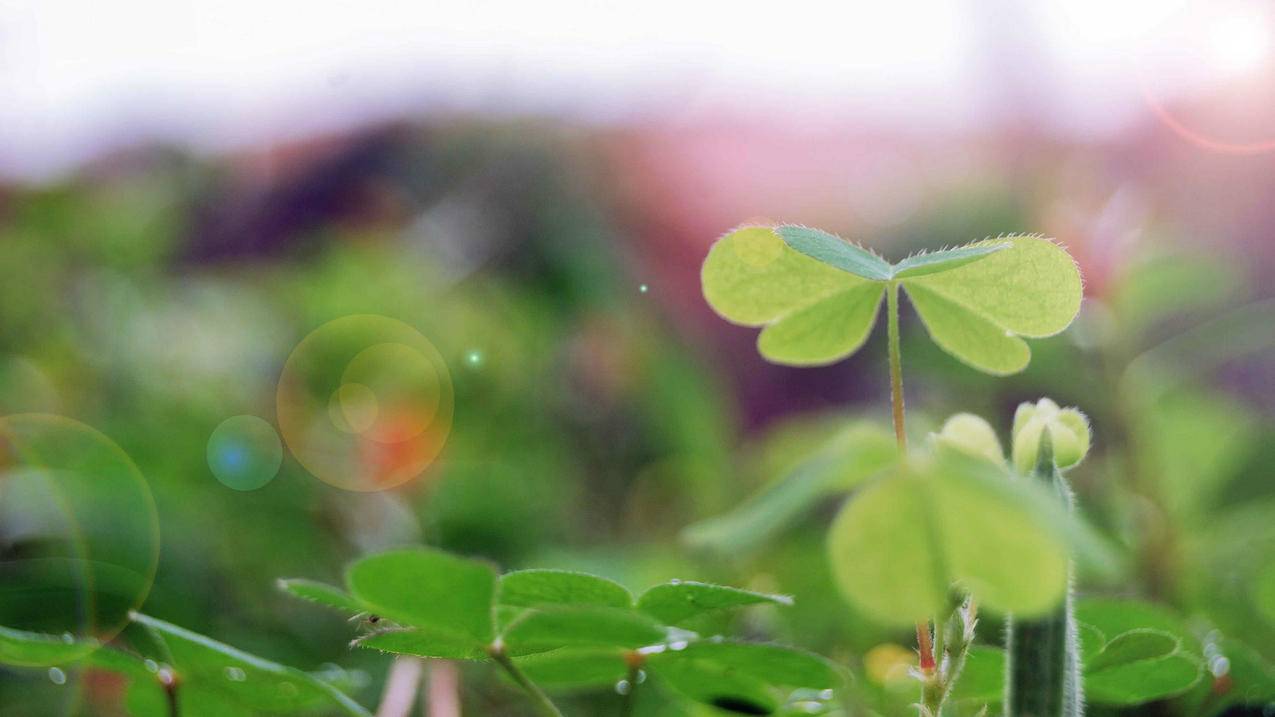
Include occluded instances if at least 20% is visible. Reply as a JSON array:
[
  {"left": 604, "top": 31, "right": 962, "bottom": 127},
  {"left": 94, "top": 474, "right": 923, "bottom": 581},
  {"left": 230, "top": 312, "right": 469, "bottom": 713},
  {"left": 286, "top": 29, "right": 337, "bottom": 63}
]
[{"left": 0, "top": 113, "right": 1272, "bottom": 716}]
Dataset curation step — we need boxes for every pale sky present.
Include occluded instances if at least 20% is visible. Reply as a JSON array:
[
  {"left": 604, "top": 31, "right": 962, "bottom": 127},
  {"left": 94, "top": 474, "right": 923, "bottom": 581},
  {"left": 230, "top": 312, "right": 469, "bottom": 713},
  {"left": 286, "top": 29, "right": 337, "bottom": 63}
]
[{"left": 0, "top": 0, "right": 1270, "bottom": 177}]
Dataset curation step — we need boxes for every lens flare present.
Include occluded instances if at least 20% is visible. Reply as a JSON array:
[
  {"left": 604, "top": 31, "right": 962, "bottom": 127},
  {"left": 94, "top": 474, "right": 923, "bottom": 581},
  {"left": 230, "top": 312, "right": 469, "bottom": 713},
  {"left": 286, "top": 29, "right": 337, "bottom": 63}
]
[
  {"left": 277, "top": 316, "right": 453, "bottom": 492},
  {"left": 0, "top": 415, "right": 159, "bottom": 664},
  {"left": 206, "top": 415, "right": 283, "bottom": 491}
]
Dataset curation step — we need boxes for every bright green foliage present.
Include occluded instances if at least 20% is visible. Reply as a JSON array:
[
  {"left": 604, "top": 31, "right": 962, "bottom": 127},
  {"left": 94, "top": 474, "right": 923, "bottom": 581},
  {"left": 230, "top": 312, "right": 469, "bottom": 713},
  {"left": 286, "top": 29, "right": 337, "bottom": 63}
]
[
  {"left": 826, "top": 452, "right": 1087, "bottom": 625},
  {"left": 280, "top": 546, "right": 839, "bottom": 714},
  {"left": 0, "top": 617, "right": 371, "bottom": 716},
  {"left": 637, "top": 581, "right": 792, "bottom": 626},
  {"left": 950, "top": 646, "right": 1006, "bottom": 704},
  {"left": 127, "top": 613, "right": 371, "bottom": 716},
  {"left": 345, "top": 547, "right": 497, "bottom": 646},
  {"left": 701, "top": 225, "right": 1081, "bottom": 372},
  {"left": 683, "top": 421, "right": 896, "bottom": 553}
]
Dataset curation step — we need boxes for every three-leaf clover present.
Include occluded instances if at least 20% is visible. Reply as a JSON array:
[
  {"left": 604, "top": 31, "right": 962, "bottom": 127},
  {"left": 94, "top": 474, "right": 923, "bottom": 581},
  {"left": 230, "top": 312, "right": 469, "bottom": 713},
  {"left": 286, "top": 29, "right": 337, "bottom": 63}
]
[{"left": 701, "top": 225, "right": 1083, "bottom": 373}]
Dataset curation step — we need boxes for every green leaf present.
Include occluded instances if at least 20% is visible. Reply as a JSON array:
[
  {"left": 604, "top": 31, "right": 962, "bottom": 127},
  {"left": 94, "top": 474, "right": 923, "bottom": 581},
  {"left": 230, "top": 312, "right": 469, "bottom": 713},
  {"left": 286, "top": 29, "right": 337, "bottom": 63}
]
[
  {"left": 1073, "top": 598, "right": 1193, "bottom": 644},
  {"left": 345, "top": 548, "right": 496, "bottom": 646},
  {"left": 277, "top": 578, "right": 365, "bottom": 615},
  {"left": 131, "top": 613, "right": 371, "bottom": 716},
  {"left": 637, "top": 582, "right": 791, "bottom": 626},
  {"left": 701, "top": 226, "right": 884, "bottom": 366},
  {"left": 891, "top": 242, "right": 1011, "bottom": 279},
  {"left": 352, "top": 627, "right": 487, "bottom": 660},
  {"left": 903, "top": 281, "right": 1030, "bottom": 374},
  {"left": 499, "top": 570, "right": 632, "bottom": 610},
  {"left": 775, "top": 225, "right": 893, "bottom": 281},
  {"left": 654, "top": 654, "right": 778, "bottom": 715},
  {"left": 902, "top": 236, "right": 1083, "bottom": 337},
  {"left": 1084, "top": 630, "right": 1201, "bottom": 705},
  {"left": 514, "top": 648, "right": 629, "bottom": 690},
  {"left": 683, "top": 422, "right": 896, "bottom": 553},
  {"left": 1085, "top": 628, "right": 1177, "bottom": 672},
  {"left": 828, "top": 453, "right": 1098, "bottom": 625},
  {"left": 756, "top": 282, "right": 887, "bottom": 366},
  {"left": 501, "top": 606, "right": 668, "bottom": 654},
  {"left": 949, "top": 645, "right": 1005, "bottom": 704},
  {"left": 0, "top": 624, "right": 97, "bottom": 666},
  {"left": 648, "top": 641, "right": 843, "bottom": 690}
]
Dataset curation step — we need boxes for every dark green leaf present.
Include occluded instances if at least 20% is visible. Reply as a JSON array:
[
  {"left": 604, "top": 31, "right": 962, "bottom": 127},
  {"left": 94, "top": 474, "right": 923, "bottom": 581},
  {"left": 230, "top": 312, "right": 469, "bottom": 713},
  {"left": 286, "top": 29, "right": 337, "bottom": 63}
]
[
  {"left": 345, "top": 548, "right": 496, "bottom": 645},
  {"left": 499, "top": 570, "right": 632, "bottom": 610},
  {"left": 648, "top": 641, "right": 842, "bottom": 690},
  {"left": 353, "top": 627, "right": 487, "bottom": 660},
  {"left": 890, "top": 242, "right": 1010, "bottom": 279},
  {"left": 775, "top": 226, "right": 893, "bottom": 281},
  {"left": 132, "top": 613, "right": 370, "bottom": 716},
  {"left": 637, "top": 582, "right": 791, "bottom": 626},
  {"left": 514, "top": 648, "right": 628, "bottom": 690},
  {"left": 277, "top": 578, "right": 365, "bottom": 615},
  {"left": 502, "top": 606, "right": 668, "bottom": 654},
  {"left": 949, "top": 645, "right": 1005, "bottom": 704}
]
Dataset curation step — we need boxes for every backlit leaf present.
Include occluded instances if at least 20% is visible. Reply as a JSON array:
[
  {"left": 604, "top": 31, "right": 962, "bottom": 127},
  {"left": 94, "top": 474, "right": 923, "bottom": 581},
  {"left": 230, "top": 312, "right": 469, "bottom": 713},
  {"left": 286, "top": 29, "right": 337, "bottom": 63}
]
[{"left": 345, "top": 548, "right": 496, "bottom": 646}]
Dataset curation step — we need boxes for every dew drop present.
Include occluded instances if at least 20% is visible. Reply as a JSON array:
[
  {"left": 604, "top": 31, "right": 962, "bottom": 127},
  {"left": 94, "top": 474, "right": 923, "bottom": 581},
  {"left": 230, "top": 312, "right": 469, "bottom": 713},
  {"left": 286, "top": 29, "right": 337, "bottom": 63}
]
[
  {"left": 224, "top": 666, "right": 247, "bottom": 682},
  {"left": 669, "top": 641, "right": 688, "bottom": 651},
  {"left": 144, "top": 659, "right": 159, "bottom": 673},
  {"left": 60, "top": 632, "right": 74, "bottom": 644},
  {"left": 615, "top": 679, "right": 631, "bottom": 695},
  {"left": 635, "top": 669, "right": 647, "bottom": 684},
  {"left": 668, "top": 579, "right": 681, "bottom": 585},
  {"left": 638, "top": 284, "right": 649, "bottom": 294},
  {"left": 157, "top": 667, "right": 176, "bottom": 686},
  {"left": 47, "top": 667, "right": 66, "bottom": 685},
  {"left": 819, "top": 689, "right": 835, "bottom": 700},
  {"left": 1210, "top": 656, "right": 1231, "bottom": 677}
]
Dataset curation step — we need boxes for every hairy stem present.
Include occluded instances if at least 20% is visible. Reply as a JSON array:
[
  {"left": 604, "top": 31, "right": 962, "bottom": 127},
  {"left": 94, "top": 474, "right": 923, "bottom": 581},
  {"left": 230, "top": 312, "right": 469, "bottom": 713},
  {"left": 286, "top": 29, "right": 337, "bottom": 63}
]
[
  {"left": 489, "top": 644, "right": 565, "bottom": 717},
  {"left": 886, "top": 282, "right": 907, "bottom": 452},
  {"left": 886, "top": 281, "right": 941, "bottom": 706},
  {"left": 1005, "top": 433, "right": 1083, "bottom": 717}
]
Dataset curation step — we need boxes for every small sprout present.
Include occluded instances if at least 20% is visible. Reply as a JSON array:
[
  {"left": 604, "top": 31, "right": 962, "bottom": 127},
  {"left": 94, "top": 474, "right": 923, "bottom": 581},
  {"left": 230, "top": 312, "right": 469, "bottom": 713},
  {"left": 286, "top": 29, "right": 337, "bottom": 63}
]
[
  {"left": 935, "top": 413, "right": 1005, "bottom": 465},
  {"left": 1011, "top": 399, "right": 1091, "bottom": 474}
]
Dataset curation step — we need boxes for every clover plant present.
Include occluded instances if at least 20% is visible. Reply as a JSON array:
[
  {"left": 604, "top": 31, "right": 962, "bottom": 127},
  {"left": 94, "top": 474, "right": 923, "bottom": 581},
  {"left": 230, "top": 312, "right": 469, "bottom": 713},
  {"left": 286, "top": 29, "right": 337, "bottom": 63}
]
[{"left": 0, "top": 223, "right": 1239, "bottom": 716}]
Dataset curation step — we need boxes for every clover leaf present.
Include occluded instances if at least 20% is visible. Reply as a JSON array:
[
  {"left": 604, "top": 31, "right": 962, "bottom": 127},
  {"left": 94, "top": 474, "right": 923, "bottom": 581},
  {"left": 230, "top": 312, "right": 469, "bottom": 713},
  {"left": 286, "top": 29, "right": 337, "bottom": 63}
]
[{"left": 701, "top": 225, "right": 1082, "bottom": 373}]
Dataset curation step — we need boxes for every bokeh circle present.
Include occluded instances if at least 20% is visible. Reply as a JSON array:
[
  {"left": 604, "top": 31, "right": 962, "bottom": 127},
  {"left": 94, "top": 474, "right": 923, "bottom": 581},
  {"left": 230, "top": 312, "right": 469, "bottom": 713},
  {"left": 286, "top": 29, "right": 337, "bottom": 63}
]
[
  {"left": 0, "top": 414, "right": 159, "bottom": 664},
  {"left": 277, "top": 316, "right": 453, "bottom": 491},
  {"left": 206, "top": 415, "right": 283, "bottom": 491}
]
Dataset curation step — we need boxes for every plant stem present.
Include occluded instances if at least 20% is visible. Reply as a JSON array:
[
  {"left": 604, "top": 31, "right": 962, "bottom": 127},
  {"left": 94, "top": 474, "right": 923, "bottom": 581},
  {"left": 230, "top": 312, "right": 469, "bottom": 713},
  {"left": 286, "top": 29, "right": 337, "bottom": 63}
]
[
  {"left": 376, "top": 657, "right": 424, "bottom": 717},
  {"left": 886, "top": 282, "right": 936, "bottom": 685},
  {"left": 489, "top": 645, "right": 565, "bottom": 717},
  {"left": 886, "top": 282, "right": 907, "bottom": 452}
]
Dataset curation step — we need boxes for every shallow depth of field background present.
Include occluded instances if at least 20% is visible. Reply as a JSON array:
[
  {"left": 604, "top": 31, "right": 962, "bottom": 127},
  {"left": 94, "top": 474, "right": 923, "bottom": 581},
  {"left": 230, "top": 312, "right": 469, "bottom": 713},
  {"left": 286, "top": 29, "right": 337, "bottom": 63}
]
[{"left": 1, "top": 0, "right": 1274, "bottom": 714}]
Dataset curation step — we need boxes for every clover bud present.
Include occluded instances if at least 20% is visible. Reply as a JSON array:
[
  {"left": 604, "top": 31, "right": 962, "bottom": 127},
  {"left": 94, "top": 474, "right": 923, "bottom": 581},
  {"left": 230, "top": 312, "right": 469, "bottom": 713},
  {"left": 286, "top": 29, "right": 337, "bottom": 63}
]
[
  {"left": 936, "top": 413, "right": 1005, "bottom": 466},
  {"left": 1011, "top": 398, "right": 1090, "bottom": 474}
]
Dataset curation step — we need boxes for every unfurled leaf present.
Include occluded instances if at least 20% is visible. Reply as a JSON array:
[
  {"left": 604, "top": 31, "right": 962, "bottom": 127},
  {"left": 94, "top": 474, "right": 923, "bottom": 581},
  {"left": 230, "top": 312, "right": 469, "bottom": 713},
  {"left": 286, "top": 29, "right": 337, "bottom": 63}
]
[
  {"left": 637, "top": 582, "right": 791, "bottom": 626},
  {"left": 277, "top": 578, "right": 365, "bottom": 615},
  {"left": 345, "top": 548, "right": 496, "bottom": 646},
  {"left": 499, "top": 570, "right": 632, "bottom": 610},
  {"left": 683, "top": 422, "right": 896, "bottom": 553}
]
